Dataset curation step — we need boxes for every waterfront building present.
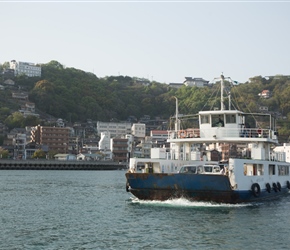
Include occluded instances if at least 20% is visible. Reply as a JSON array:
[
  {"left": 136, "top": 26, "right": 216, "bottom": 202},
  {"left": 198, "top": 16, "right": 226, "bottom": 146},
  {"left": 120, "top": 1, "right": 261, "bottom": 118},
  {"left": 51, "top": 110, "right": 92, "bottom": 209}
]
[
  {"left": 150, "top": 130, "right": 169, "bottom": 147},
  {"left": 110, "top": 137, "right": 130, "bottom": 163},
  {"left": 54, "top": 154, "right": 76, "bottom": 161},
  {"left": 31, "top": 125, "right": 70, "bottom": 153},
  {"left": 133, "top": 137, "right": 152, "bottom": 158},
  {"left": 273, "top": 143, "right": 290, "bottom": 162},
  {"left": 13, "top": 133, "right": 27, "bottom": 159},
  {"left": 99, "top": 132, "right": 110, "bottom": 150}
]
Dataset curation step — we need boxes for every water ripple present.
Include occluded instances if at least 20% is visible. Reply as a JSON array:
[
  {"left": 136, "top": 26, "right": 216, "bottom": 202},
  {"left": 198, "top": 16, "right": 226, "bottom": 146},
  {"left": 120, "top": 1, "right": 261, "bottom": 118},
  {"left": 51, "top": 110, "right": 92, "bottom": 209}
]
[{"left": 0, "top": 170, "right": 290, "bottom": 249}]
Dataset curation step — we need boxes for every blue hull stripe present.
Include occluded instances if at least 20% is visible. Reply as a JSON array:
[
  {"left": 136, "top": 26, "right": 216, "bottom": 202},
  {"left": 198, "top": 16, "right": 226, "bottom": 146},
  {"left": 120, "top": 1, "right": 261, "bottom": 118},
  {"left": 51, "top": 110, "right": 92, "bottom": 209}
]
[{"left": 126, "top": 173, "right": 290, "bottom": 203}]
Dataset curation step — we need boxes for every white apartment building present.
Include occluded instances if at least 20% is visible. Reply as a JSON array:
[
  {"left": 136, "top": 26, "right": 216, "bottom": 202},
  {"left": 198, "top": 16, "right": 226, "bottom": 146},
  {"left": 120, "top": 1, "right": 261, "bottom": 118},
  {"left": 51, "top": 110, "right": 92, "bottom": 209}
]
[
  {"left": 97, "top": 121, "right": 132, "bottom": 138},
  {"left": 183, "top": 77, "right": 208, "bottom": 87},
  {"left": 132, "top": 123, "right": 146, "bottom": 138},
  {"left": 150, "top": 130, "right": 169, "bottom": 144},
  {"left": 273, "top": 143, "right": 290, "bottom": 162},
  {"left": 99, "top": 131, "right": 111, "bottom": 150},
  {"left": 10, "top": 60, "right": 41, "bottom": 77}
]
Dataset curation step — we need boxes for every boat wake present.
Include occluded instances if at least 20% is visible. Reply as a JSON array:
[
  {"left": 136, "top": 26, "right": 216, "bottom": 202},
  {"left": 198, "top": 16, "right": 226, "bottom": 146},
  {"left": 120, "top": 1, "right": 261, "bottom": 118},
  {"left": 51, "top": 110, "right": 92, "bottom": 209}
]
[{"left": 129, "top": 197, "right": 252, "bottom": 208}]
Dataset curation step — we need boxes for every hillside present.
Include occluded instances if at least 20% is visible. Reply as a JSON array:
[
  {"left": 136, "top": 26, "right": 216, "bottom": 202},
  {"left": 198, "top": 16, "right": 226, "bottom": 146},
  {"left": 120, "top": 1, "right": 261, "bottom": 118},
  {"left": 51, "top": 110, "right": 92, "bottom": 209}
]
[{"left": 1, "top": 61, "right": 290, "bottom": 142}]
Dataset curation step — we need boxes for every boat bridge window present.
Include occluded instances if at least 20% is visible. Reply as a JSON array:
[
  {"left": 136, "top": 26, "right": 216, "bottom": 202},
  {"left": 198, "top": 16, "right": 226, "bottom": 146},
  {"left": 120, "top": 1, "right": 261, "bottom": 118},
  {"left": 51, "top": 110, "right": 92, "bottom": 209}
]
[
  {"left": 201, "top": 115, "right": 209, "bottom": 124},
  {"left": 212, "top": 115, "right": 224, "bottom": 127},
  {"left": 278, "top": 165, "right": 289, "bottom": 176},
  {"left": 225, "top": 114, "right": 236, "bottom": 124},
  {"left": 243, "top": 163, "right": 264, "bottom": 176}
]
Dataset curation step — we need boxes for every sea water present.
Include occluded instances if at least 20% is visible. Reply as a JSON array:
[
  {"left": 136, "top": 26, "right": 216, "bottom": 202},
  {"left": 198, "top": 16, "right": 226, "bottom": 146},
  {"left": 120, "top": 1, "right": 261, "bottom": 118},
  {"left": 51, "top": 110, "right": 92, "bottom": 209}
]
[{"left": 0, "top": 170, "right": 289, "bottom": 250}]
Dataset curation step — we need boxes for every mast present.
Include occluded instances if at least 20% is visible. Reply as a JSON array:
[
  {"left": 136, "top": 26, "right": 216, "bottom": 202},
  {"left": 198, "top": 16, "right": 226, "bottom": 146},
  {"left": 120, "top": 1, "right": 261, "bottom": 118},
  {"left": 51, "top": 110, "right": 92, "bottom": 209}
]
[
  {"left": 228, "top": 91, "right": 231, "bottom": 110},
  {"left": 221, "top": 74, "right": 225, "bottom": 110},
  {"left": 174, "top": 96, "right": 180, "bottom": 131}
]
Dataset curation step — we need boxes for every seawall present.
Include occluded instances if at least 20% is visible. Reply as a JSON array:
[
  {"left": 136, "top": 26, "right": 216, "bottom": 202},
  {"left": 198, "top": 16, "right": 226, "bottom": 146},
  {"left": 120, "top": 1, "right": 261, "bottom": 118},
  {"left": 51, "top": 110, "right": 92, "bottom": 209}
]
[{"left": 0, "top": 159, "right": 127, "bottom": 170}]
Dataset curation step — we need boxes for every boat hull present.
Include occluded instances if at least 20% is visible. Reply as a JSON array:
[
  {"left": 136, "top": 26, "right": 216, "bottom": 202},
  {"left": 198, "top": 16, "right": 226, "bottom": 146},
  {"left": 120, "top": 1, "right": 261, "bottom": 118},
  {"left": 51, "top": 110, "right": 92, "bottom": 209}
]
[{"left": 125, "top": 173, "right": 290, "bottom": 204}]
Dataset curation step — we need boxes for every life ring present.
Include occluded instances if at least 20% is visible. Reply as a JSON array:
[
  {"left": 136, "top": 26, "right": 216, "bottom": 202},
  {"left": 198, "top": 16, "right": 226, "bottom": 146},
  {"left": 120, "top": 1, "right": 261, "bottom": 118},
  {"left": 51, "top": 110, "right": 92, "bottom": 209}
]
[
  {"left": 272, "top": 182, "right": 278, "bottom": 192},
  {"left": 178, "top": 130, "right": 187, "bottom": 138},
  {"left": 126, "top": 182, "right": 130, "bottom": 192},
  {"left": 251, "top": 183, "right": 260, "bottom": 197},
  {"left": 287, "top": 181, "right": 290, "bottom": 189},
  {"left": 277, "top": 182, "right": 281, "bottom": 191},
  {"left": 265, "top": 183, "right": 271, "bottom": 193}
]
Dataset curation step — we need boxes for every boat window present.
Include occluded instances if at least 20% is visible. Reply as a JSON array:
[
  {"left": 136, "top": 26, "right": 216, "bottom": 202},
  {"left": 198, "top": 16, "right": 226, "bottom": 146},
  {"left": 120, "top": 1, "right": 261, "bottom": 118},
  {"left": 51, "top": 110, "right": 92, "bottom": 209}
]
[
  {"left": 226, "top": 114, "right": 236, "bottom": 124},
  {"left": 244, "top": 163, "right": 252, "bottom": 175},
  {"left": 180, "top": 166, "right": 197, "bottom": 174},
  {"left": 204, "top": 166, "right": 213, "bottom": 172},
  {"left": 188, "top": 166, "right": 197, "bottom": 173},
  {"left": 243, "top": 163, "right": 264, "bottom": 176},
  {"left": 212, "top": 115, "right": 224, "bottom": 127},
  {"left": 197, "top": 165, "right": 203, "bottom": 174},
  {"left": 201, "top": 115, "right": 209, "bottom": 124},
  {"left": 257, "top": 164, "right": 264, "bottom": 175},
  {"left": 278, "top": 165, "right": 289, "bottom": 176},
  {"left": 269, "top": 164, "right": 275, "bottom": 175},
  {"left": 213, "top": 165, "right": 221, "bottom": 173}
]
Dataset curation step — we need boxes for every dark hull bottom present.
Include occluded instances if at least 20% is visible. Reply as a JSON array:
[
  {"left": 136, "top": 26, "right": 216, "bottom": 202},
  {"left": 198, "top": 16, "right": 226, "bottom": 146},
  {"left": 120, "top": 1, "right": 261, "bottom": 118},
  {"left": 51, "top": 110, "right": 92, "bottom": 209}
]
[{"left": 129, "top": 188, "right": 289, "bottom": 204}]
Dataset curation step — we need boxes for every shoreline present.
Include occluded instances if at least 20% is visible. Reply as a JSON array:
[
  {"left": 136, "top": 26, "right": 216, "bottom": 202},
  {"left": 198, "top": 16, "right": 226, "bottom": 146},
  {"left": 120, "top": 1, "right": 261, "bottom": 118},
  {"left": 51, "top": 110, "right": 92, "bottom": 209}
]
[{"left": 0, "top": 159, "right": 127, "bottom": 170}]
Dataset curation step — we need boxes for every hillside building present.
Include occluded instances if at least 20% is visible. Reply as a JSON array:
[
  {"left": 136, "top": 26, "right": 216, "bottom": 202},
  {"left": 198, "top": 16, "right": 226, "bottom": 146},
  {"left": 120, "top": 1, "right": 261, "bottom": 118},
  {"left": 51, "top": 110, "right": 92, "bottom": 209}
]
[
  {"left": 132, "top": 123, "right": 146, "bottom": 138},
  {"left": 168, "top": 82, "right": 183, "bottom": 89},
  {"left": 183, "top": 77, "right": 209, "bottom": 87},
  {"left": 97, "top": 121, "right": 131, "bottom": 138},
  {"left": 169, "top": 77, "right": 209, "bottom": 89},
  {"left": 10, "top": 60, "right": 41, "bottom": 77}
]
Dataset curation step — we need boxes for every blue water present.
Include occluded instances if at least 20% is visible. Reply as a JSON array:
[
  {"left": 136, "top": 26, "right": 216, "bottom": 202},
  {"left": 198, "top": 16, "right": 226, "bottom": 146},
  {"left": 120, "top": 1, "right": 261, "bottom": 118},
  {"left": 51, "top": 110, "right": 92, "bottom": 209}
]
[{"left": 0, "top": 170, "right": 290, "bottom": 250}]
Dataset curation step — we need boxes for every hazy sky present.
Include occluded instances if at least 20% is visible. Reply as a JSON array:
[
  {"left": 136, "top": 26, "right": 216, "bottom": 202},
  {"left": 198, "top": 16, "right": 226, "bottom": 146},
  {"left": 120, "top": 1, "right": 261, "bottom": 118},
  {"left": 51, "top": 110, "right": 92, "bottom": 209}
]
[{"left": 1, "top": 1, "right": 289, "bottom": 84}]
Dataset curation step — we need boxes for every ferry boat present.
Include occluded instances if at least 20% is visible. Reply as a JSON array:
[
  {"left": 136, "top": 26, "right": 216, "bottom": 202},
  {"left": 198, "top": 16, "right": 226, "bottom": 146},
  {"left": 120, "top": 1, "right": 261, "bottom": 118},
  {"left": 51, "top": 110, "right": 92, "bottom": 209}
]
[{"left": 125, "top": 74, "right": 290, "bottom": 203}]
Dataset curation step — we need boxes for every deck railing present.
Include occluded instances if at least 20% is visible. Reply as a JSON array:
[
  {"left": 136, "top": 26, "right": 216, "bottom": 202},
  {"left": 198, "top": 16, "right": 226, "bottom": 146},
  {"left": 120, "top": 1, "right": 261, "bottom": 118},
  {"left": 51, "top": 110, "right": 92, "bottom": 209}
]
[{"left": 172, "top": 128, "right": 273, "bottom": 139}]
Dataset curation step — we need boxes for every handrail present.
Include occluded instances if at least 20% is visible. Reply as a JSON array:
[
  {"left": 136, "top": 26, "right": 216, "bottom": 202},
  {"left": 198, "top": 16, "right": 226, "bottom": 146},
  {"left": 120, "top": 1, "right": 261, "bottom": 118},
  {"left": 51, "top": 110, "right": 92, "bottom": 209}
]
[{"left": 171, "top": 128, "right": 273, "bottom": 139}]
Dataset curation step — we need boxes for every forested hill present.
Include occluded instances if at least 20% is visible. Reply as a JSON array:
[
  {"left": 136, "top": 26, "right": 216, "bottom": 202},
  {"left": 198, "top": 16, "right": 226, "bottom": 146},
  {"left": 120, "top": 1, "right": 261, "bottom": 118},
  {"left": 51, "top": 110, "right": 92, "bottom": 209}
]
[
  {"left": 19, "top": 60, "right": 176, "bottom": 123},
  {"left": 1, "top": 60, "right": 290, "bottom": 141}
]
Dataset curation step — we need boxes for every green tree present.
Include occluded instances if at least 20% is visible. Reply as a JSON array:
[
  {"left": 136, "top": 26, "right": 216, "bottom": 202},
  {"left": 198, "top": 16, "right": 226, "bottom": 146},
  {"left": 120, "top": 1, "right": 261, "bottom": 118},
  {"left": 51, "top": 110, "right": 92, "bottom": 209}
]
[
  {"left": 4, "top": 112, "right": 25, "bottom": 129},
  {"left": 0, "top": 107, "right": 11, "bottom": 121},
  {"left": 0, "top": 147, "right": 9, "bottom": 159},
  {"left": 32, "top": 149, "right": 46, "bottom": 159},
  {"left": 23, "top": 115, "right": 41, "bottom": 127}
]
